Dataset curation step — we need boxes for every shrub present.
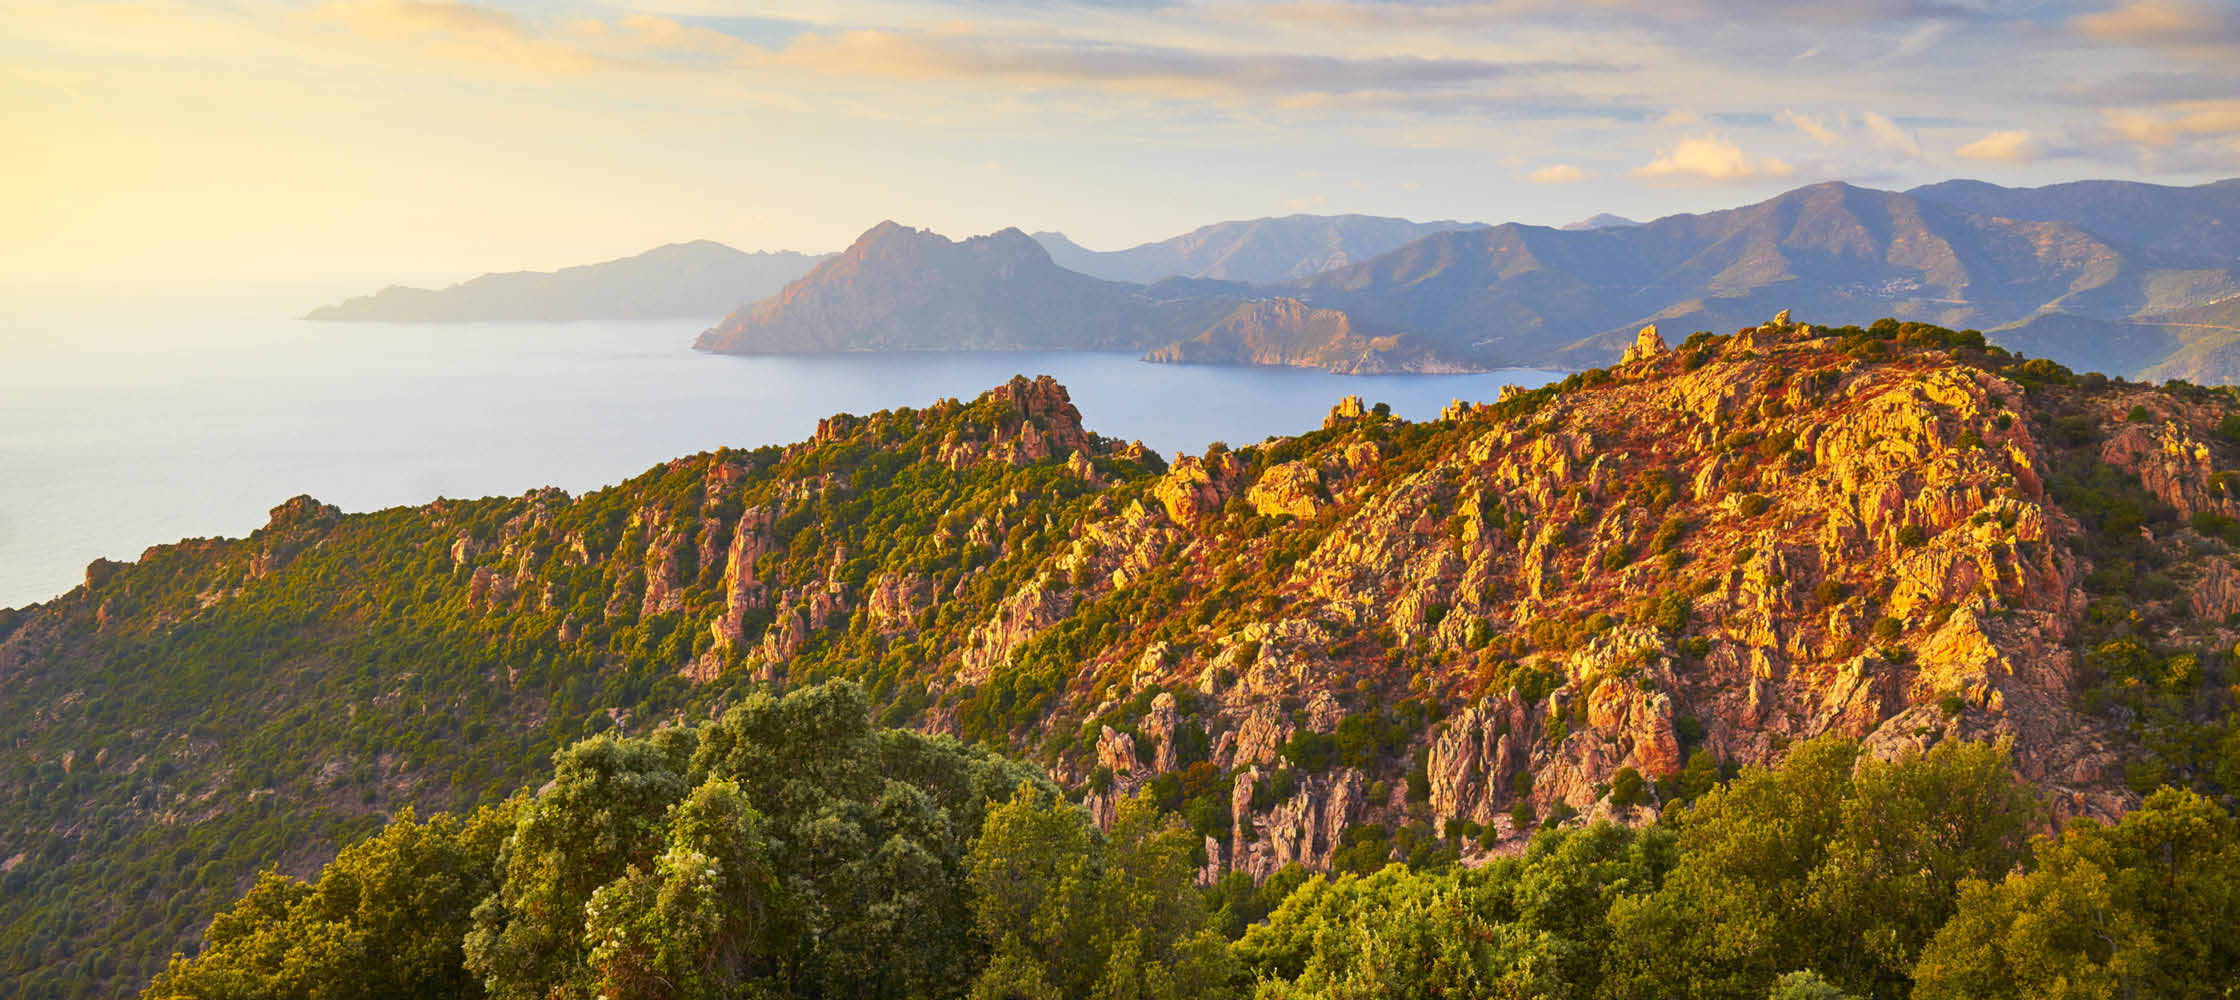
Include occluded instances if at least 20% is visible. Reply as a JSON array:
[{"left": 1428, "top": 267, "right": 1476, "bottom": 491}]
[
  {"left": 1608, "top": 767, "right": 1648, "bottom": 808},
  {"left": 2219, "top": 412, "right": 2240, "bottom": 444},
  {"left": 1873, "top": 617, "right": 1903, "bottom": 643}
]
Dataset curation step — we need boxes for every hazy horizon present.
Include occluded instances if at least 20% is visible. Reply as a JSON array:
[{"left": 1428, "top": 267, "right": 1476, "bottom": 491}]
[{"left": 8, "top": 1, "right": 2239, "bottom": 288}]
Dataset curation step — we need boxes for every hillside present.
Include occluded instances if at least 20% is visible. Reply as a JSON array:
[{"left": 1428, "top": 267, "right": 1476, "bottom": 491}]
[
  {"left": 306, "top": 241, "right": 829, "bottom": 322},
  {"left": 1289, "top": 181, "right": 2240, "bottom": 370},
  {"left": 1144, "top": 297, "right": 1484, "bottom": 374},
  {"left": 1033, "top": 214, "right": 1481, "bottom": 284},
  {"left": 1910, "top": 176, "right": 2240, "bottom": 262},
  {"left": 2138, "top": 297, "right": 2240, "bottom": 383},
  {"left": 10, "top": 316, "right": 2240, "bottom": 995},
  {"left": 695, "top": 222, "right": 1237, "bottom": 354}
]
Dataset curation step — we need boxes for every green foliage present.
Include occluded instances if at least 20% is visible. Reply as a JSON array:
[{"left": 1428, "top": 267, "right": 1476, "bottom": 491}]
[
  {"left": 275, "top": 682, "right": 1042, "bottom": 1000},
  {"left": 1238, "top": 822, "right": 1677, "bottom": 998},
  {"left": 2218, "top": 412, "right": 2240, "bottom": 444},
  {"left": 968, "top": 790, "right": 1240, "bottom": 1000},
  {"left": 1913, "top": 788, "right": 2240, "bottom": 999},
  {"left": 1608, "top": 766, "right": 1648, "bottom": 808},
  {"left": 1765, "top": 970, "right": 1857, "bottom": 1000},
  {"left": 1602, "top": 736, "right": 2038, "bottom": 1000},
  {"left": 134, "top": 680, "right": 2240, "bottom": 1000},
  {"left": 144, "top": 803, "right": 517, "bottom": 1000}
]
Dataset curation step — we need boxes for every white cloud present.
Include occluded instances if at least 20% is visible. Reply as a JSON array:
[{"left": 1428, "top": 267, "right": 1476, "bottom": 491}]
[
  {"left": 1955, "top": 129, "right": 2038, "bottom": 161},
  {"left": 1632, "top": 135, "right": 1794, "bottom": 182},
  {"left": 1528, "top": 163, "right": 1588, "bottom": 183}
]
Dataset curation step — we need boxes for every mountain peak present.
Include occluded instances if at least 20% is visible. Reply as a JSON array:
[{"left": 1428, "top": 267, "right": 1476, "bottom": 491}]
[
  {"left": 1560, "top": 213, "right": 1641, "bottom": 231},
  {"left": 696, "top": 222, "right": 1232, "bottom": 355},
  {"left": 851, "top": 220, "right": 935, "bottom": 248}
]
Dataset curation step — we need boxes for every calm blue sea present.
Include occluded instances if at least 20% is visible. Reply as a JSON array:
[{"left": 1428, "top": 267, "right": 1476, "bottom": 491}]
[{"left": 0, "top": 292, "right": 1557, "bottom": 607}]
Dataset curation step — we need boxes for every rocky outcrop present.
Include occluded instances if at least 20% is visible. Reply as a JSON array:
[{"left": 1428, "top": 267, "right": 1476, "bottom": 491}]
[
  {"left": 1146, "top": 298, "right": 1485, "bottom": 374},
  {"left": 710, "top": 505, "right": 777, "bottom": 650},
  {"left": 1154, "top": 451, "right": 1244, "bottom": 523},
  {"left": 2099, "top": 418, "right": 2233, "bottom": 519},
  {"left": 1245, "top": 462, "right": 1325, "bottom": 519},
  {"left": 1619, "top": 324, "right": 1666, "bottom": 365}
]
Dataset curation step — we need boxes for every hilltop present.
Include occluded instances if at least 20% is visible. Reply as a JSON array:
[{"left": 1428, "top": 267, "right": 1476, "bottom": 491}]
[{"left": 9, "top": 315, "right": 2240, "bottom": 995}]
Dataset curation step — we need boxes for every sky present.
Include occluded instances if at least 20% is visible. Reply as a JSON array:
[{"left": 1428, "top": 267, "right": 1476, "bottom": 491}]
[{"left": 4, "top": 0, "right": 2239, "bottom": 288}]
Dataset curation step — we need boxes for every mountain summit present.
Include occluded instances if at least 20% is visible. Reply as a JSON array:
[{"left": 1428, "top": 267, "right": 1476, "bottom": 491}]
[{"left": 695, "top": 222, "right": 1230, "bottom": 354}]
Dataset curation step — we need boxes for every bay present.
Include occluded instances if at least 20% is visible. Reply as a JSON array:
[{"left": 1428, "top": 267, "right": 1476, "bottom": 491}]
[{"left": 0, "top": 297, "right": 1557, "bottom": 607}]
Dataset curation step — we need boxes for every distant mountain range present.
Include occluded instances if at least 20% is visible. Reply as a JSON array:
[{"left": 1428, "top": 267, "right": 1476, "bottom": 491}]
[
  {"left": 1030, "top": 214, "right": 1480, "bottom": 284},
  {"left": 1290, "top": 179, "right": 2240, "bottom": 369},
  {"left": 313, "top": 177, "right": 2240, "bottom": 382},
  {"left": 306, "top": 241, "right": 829, "bottom": 321}
]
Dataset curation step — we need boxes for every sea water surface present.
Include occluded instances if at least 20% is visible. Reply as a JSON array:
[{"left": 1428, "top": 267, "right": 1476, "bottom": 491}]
[{"left": 0, "top": 294, "right": 1558, "bottom": 608}]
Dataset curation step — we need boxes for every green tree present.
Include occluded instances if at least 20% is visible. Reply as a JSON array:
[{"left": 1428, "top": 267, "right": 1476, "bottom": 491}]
[
  {"left": 1238, "top": 823, "right": 1674, "bottom": 999},
  {"left": 145, "top": 801, "right": 517, "bottom": 1000},
  {"left": 1911, "top": 787, "right": 2240, "bottom": 999},
  {"left": 1603, "top": 737, "right": 2037, "bottom": 1000},
  {"left": 580, "top": 779, "right": 779, "bottom": 999},
  {"left": 464, "top": 735, "right": 693, "bottom": 1000},
  {"left": 967, "top": 788, "right": 1239, "bottom": 1000},
  {"left": 1767, "top": 971, "right": 1858, "bottom": 1000}
]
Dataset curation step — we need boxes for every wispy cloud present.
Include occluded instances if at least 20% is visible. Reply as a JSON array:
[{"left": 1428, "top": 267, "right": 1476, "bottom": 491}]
[
  {"left": 312, "top": 0, "right": 751, "bottom": 74},
  {"left": 1777, "top": 109, "right": 1842, "bottom": 145},
  {"left": 310, "top": 0, "right": 1541, "bottom": 102},
  {"left": 763, "top": 29, "right": 1519, "bottom": 98},
  {"left": 1861, "top": 111, "right": 1921, "bottom": 157},
  {"left": 2104, "top": 99, "right": 2240, "bottom": 147},
  {"left": 2073, "top": 0, "right": 2240, "bottom": 58}
]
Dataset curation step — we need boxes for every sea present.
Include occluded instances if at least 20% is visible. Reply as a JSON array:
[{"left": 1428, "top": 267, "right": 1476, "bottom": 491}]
[{"left": 0, "top": 290, "right": 1559, "bottom": 608}]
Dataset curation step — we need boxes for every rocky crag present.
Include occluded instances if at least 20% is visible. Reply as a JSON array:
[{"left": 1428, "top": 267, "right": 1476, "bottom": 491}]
[
  {"left": 8, "top": 321, "right": 2240, "bottom": 996},
  {"left": 1145, "top": 297, "right": 1485, "bottom": 374}
]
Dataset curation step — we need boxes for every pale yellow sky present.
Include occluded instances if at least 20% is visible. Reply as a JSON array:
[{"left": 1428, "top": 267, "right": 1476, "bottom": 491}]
[{"left": 5, "top": 0, "right": 2237, "bottom": 287}]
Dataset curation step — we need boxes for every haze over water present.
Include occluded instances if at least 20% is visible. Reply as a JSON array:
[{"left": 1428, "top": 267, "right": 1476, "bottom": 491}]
[{"left": 0, "top": 293, "right": 1556, "bottom": 608}]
